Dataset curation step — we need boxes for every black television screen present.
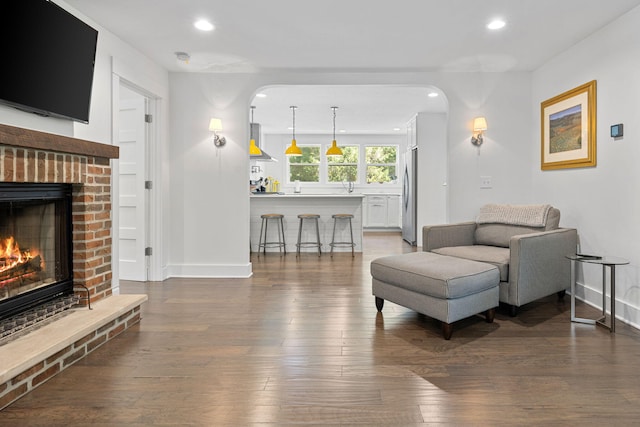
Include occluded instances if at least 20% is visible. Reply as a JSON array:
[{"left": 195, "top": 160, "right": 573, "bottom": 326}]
[{"left": 0, "top": 0, "right": 98, "bottom": 123}]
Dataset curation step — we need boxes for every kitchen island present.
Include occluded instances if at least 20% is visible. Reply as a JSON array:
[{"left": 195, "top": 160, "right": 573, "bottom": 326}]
[{"left": 250, "top": 193, "right": 364, "bottom": 253}]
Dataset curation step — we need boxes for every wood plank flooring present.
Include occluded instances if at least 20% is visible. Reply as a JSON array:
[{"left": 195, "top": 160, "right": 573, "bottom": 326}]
[{"left": 2, "top": 232, "right": 640, "bottom": 426}]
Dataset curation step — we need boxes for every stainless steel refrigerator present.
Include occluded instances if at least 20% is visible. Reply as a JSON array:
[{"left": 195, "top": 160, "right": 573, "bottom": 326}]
[{"left": 402, "top": 147, "right": 417, "bottom": 245}]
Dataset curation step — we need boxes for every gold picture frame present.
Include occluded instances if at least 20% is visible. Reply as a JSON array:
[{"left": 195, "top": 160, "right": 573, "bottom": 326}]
[{"left": 541, "top": 80, "right": 596, "bottom": 170}]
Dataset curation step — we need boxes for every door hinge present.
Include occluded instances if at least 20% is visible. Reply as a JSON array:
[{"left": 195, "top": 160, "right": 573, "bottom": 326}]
[
  {"left": 145, "top": 247, "right": 153, "bottom": 256},
  {"left": 145, "top": 180, "right": 153, "bottom": 190},
  {"left": 145, "top": 114, "right": 153, "bottom": 123}
]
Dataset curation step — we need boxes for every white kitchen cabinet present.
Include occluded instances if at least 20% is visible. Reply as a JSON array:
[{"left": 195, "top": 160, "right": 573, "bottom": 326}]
[
  {"left": 364, "top": 194, "right": 401, "bottom": 228},
  {"left": 386, "top": 194, "right": 401, "bottom": 228},
  {"left": 407, "top": 116, "right": 417, "bottom": 148},
  {"left": 365, "top": 195, "right": 387, "bottom": 227}
]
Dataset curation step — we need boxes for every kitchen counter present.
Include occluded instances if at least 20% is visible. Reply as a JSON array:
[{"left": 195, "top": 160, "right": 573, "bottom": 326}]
[
  {"left": 250, "top": 193, "right": 364, "bottom": 253},
  {"left": 250, "top": 193, "right": 365, "bottom": 198}
]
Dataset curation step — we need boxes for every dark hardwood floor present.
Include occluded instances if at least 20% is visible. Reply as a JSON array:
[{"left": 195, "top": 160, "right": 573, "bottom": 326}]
[{"left": 2, "top": 232, "right": 640, "bottom": 425}]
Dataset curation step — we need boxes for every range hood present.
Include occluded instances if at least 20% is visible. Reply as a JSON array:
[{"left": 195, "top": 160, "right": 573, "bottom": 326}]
[{"left": 249, "top": 123, "right": 278, "bottom": 162}]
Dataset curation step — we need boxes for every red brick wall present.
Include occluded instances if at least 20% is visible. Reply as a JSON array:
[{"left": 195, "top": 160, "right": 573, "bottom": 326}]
[
  {"left": 0, "top": 305, "right": 142, "bottom": 410},
  {"left": 0, "top": 146, "right": 113, "bottom": 304}
]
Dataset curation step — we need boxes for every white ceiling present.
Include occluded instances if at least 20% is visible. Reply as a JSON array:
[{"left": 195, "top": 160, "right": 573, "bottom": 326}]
[
  {"left": 65, "top": 0, "right": 640, "bottom": 134},
  {"left": 251, "top": 85, "right": 446, "bottom": 135}
]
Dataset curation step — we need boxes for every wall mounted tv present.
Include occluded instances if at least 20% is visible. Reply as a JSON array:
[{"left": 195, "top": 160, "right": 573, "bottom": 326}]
[{"left": 0, "top": 0, "right": 98, "bottom": 123}]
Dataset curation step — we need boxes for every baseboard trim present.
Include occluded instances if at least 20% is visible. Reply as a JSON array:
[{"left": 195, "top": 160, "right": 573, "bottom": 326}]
[{"left": 166, "top": 262, "right": 253, "bottom": 278}]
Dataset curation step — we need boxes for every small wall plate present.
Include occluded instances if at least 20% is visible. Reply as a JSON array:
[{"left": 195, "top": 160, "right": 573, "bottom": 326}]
[{"left": 611, "top": 123, "right": 623, "bottom": 138}]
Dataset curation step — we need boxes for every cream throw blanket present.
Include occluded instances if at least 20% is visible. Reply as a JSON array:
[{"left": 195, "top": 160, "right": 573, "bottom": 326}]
[{"left": 477, "top": 204, "right": 552, "bottom": 227}]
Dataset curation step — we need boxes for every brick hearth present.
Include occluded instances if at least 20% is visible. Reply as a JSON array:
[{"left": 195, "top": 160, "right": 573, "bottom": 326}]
[{"left": 0, "top": 123, "right": 147, "bottom": 409}]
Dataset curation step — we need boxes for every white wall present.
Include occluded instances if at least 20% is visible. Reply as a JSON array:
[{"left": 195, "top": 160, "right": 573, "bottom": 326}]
[
  {"left": 443, "top": 72, "right": 533, "bottom": 221},
  {"left": 62, "top": 1, "right": 171, "bottom": 287},
  {"left": 168, "top": 71, "right": 532, "bottom": 277},
  {"left": 532, "top": 6, "right": 640, "bottom": 327},
  {"left": 168, "top": 73, "right": 258, "bottom": 278},
  {"left": 0, "top": 104, "right": 73, "bottom": 136},
  {"left": 416, "top": 113, "right": 448, "bottom": 247}
]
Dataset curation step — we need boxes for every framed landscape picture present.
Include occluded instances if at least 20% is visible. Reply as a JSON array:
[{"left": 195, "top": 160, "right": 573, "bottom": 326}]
[{"left": 541, "top": 80, "right": 596, "bottom": 170}]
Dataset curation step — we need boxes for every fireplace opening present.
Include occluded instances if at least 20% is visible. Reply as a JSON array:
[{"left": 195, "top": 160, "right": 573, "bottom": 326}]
[{"left": 0, "top": 183, "right": 73, "bottom": 321}]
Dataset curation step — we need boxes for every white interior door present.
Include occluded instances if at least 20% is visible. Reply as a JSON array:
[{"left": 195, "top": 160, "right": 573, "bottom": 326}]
[{"left": 118, "top": 97, "right": 147, "bottom": 281}]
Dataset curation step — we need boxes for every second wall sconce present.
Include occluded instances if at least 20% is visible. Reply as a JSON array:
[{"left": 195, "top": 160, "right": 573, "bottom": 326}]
[
  {"left": 209, "top": 118, "right": 226, "bottom": 147},
  {"left": 471, "top": 117, "right": 487, "bottom": 146}
]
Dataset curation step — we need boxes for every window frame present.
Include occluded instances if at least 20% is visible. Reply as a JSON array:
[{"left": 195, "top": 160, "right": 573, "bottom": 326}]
[
  {"left": 286, "top": 144, "right": 321, "bottom": 184},
  {"left": 364, "top": 144, "right": 399, "bottom": 184},
  {"left": 325, "top": 144, "right": 360, "bottom": 185},
  {"left": 283, "top": 143, "right": 400, "bottom": 186}
]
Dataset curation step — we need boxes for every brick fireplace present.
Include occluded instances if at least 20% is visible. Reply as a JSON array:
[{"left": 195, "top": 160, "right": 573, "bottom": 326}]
[{"left": 0, "top": 123, "right": 147, "bottom": 409}]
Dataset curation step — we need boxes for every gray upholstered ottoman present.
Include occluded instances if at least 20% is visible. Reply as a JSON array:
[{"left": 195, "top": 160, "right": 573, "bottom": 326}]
[{"left": 371, "top": 252, "right": 500, "bottom": 339}]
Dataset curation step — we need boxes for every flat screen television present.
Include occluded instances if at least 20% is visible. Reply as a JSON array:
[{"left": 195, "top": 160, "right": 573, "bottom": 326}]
[{"left": 0, "top": 0, "right": 98, "bottom": 123}]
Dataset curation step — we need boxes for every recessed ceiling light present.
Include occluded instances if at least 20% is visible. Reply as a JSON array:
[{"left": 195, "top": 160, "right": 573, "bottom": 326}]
[
  {"left": 428, "top": 92, "right": 439, "bottom": 98},
  {"left": 255, "top": 93, "right": 267, "bottom": 98},
  {"left": 194, "top": 19, "right": 214, "bottom": 31},
  {"left": 339, "top": 129, "right": 346, "bottom": 133},
  {"left": 393, "top": 127, "right": 402, "bottom": 131},
  {"left": 487, "top": 19, "right": 506, "bottom": 30}
]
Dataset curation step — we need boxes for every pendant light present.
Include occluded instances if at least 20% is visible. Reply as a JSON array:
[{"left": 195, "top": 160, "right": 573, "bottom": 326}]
[
  {"left": 249, "top": 106, "right": 262, "bottom": 155},
  {"left": 326, "top": 106, "right": 343, "bottom": 156},
  {"left": 285, "top": 105, "right": 302, "bottom": 156}
]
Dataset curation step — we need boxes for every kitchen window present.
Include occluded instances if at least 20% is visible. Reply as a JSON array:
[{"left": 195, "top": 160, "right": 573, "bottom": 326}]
[
  {"left": 288, "top": 145, "right": 320, "bottom": 183},
  {"left": 365, "top": 145, "right": 398, "bottom": 183},
  {"left": 327, "top": 145, "right": 358, "bottom": 183}
]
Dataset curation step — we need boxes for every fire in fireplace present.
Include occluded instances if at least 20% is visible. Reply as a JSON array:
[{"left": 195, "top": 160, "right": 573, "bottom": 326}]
[
  {"left": 0, "top": 183, "right": 73, "bottom": 320},
  {"left": 1, "top": 235, "right": 43, "bottom": 288}
]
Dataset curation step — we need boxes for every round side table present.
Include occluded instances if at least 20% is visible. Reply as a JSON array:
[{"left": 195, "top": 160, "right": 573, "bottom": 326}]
[{"left": 566, "top": 254, "right": 629, "bottom": 332}]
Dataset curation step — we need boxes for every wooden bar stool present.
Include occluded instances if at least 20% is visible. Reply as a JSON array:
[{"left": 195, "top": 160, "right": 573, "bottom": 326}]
[
  {"left": 329, "top": 213, "right": 355, "bottom": 257},
  {"left": 296, "top": 214, "right": 321, "bottom": 256},
  {"left": 258, "top": 213, "right": 286, "bottom": 256}
]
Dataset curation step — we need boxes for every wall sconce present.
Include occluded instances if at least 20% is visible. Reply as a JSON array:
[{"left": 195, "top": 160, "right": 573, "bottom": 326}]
[
  {"left": 209, "top": 118, "right": 226, "bottom": 147},
  {"left": 471, "top": 117, "right": 487, "bottom": 146}
]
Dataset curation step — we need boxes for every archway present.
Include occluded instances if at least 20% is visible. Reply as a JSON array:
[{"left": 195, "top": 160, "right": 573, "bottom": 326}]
[{"left": 248, "top": 84, "right": 449, "bottom": 250}]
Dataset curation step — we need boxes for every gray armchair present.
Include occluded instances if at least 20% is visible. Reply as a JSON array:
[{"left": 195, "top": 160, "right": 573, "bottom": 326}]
[{"left": 422, "top": 204, "right": 577, "bottom": 316}]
